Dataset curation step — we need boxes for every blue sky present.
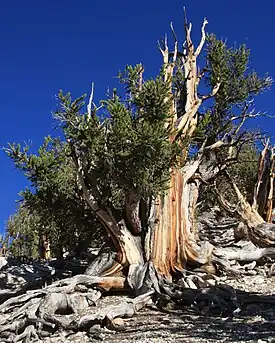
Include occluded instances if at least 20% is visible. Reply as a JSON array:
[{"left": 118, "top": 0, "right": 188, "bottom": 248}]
[{"left": 0, "top": 0, "right": 274, "bottom": 236}]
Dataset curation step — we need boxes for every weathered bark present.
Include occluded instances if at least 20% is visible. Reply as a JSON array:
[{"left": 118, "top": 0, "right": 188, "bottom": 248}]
[
  {"left": 210, "top": 167, "right": 263, "bottom": 230},
  {"left": 0, "top": 256, "right": 244, "bottom": 342},
  {"left": 0, "top": 273, "right": 127, "bottom": 340},
  {"left": 248, "top": 223, "right": 275, "bottom": 248},
  {"left": 243, "top": 141, "right": 274, "bottom": 226},
  {"left": 149, "top": 168, "right": 210, "bottom": 277},
  {"left": 78, "top": 290, "right": 154, "bottom": 329}
]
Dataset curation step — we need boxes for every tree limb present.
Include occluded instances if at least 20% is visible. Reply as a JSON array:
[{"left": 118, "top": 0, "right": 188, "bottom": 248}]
[
  {"left": 195, "top": 18, "right": 209, "bottom": 57},
  {"left": 87, "top": 82, "right": 94, "bottom": 120},
  {"left": 252, "top": 139, "right": 270, "bottom": 212}
]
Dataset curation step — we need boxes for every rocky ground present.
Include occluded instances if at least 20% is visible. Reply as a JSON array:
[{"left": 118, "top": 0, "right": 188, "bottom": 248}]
[
  {"left": 38, "top": 274, "right": 275, "bottom": 343},
  {"left": 1, "top": 217, "right": 275, "bottom": 343}
]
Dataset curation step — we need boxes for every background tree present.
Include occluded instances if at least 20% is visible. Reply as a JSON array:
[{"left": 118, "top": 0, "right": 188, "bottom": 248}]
[
  {"left": 6, "top": 205, "right": 40, "bottom": 258},
  {"left": 6, "top": 137, "right": 107, "bottom": 260}
]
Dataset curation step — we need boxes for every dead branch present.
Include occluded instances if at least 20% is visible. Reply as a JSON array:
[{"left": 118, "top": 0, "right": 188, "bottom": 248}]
[
  {"left": 87, "top": 82, "right": 94, "bottom": 120},
  {"left": 195, "top": 18, "right": 209, "bottom": 56},
  {"left": 252, "top": 139, "right": 270, "bottom": 212},
  {"left": 248, "top": 222, "right": 275, "bottom": 248},
  {"left": 211, "top": 182, "right": 236, "bottom": 215},
  {"left": 201, "top": 81, "right": 221, "bottom": 101},
  {"left": 183, "top": 7, "right": 193, "bottom": 55}
]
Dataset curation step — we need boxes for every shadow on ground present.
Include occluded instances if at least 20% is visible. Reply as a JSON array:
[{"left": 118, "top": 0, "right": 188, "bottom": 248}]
[{"left": 112, "top": 290, "right": 275, "bottom": 343}]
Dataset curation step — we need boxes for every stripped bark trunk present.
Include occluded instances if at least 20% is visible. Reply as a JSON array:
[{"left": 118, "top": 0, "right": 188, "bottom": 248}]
[
  {"left": 150, "top": 172, "right": 198, "bottom": 276},
  {"left": 149, "top": 161, "right": 213, "bottom": 277}
]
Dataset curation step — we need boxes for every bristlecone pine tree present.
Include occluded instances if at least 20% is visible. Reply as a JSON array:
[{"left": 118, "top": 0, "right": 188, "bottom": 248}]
[
  {"left": 3, "top": 13, "right": 275, "bottom": 338},
  {"left": 7, "top": 15, "right": 275, "bottom": 283},
  {"left": 51, "top": 16, "right": 274, "bottom": 284}
]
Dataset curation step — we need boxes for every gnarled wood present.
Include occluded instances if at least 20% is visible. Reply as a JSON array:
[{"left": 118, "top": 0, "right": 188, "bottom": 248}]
[
  {"left": 150, "top": 169, "right": 208, "bottom": 277},
  {"left": 78, "top": 290, "right": 154, "bottom": 329}
]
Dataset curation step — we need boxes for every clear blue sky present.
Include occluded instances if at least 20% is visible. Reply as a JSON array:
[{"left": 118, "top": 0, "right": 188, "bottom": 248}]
[{"left": 0, "top": 0, "right": 274, "bottom": 236}]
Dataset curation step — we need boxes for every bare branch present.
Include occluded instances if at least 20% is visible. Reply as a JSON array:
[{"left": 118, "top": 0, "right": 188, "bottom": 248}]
[
  {"left": 211, "top": 181, "right": 236, "bottom": 215},
  {"left": 170, "top": 22, "right": 178, "bottom": 43},
  {"left": 222, "top": 170, "right": 265, "bottom": 227},
  {"left": 87, "top": 82, "right": 94, "bottom": 120},
  {"left": 196, "top": 67, "right": 209, "bottom": 86},
  {"left": 158, "top": 35, "right": 169, "bottom": 63},
  {"left": 183, "top": 6, "right": 188, "bottom": 26},
  {"left": 195, "top": 18, "right": 209, "bottom": 57},
  {"left": 201, "top": 82, "right": 221, "bottom": 101},
  {"left": 230, "top": 100, "right": 253, "bottom": 136},
  {"left": 138, "top": 65, "right": 144, "bottom": 90},
  {"left": 252, "top": 139, "right": 270, "bottom": 211},
  {"left": 170, "top": 22, "right": 178, "bottom": 63},
  {"left": 183, "top": 7, "right": 193, "bottom": 54},
  {"left": 174, "top": 99, "right": 202, "bottom": 139}
]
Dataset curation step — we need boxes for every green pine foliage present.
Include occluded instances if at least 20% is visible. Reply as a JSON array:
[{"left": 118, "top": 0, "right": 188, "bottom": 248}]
[
  {"left": 196, "top": 35, "right": 271, "bottom": 142},
  {"left": 6, "top": 137, "right": 106, "bottom": 258},
  {"left": 56, "top": 65, "right": 182, "bottom": 211},
  {"left": 6, "top": 206, "right": 40, "bottom": 258}
]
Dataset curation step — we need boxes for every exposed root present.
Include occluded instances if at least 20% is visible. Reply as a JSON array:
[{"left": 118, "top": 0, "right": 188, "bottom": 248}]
[
  {"left": 0, "top": 273, "right": 153, "bottom": 342},
  {"left": 1, "top": 258, "right": 275, "bottom": 343},
  {"left": 1, "top": 235, "right": 275, "bottom": 342},
  {"left": 78, "top": 290, "right": 154, "bottom": 330},
  {"left": 0, "top": 274, "right": 127, "bottom": 341}
]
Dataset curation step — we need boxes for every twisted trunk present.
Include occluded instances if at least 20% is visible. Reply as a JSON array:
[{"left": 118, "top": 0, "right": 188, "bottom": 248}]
[{"left": 85, "top": 158, "right": 215, "bottom": 285}]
